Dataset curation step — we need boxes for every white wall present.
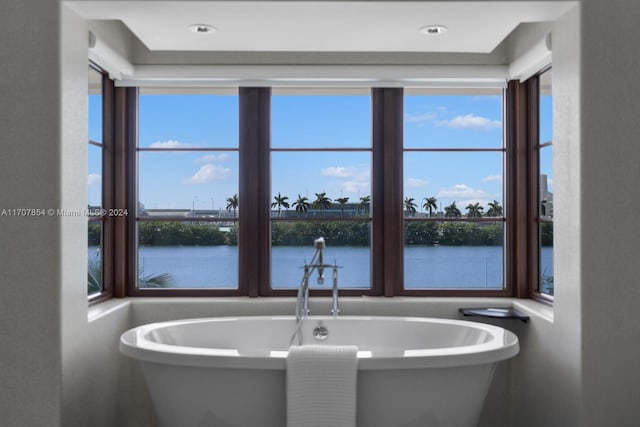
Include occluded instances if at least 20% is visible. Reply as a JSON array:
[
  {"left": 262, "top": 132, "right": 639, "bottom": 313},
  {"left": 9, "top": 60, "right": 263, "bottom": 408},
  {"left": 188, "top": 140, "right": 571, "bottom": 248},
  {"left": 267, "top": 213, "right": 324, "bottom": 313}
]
[
  {"left": 62, "top": 7, "right": 136, "bottom": 427},
  {"left": 0, "top": 0, "right": 64, "bottom": 425},
  {"left": 3, "top": 1, "right": 640, "bottom": 426},
  {"left": 0, "top": 3, "right": 132, "bottom": 427},
  {"left": 509, "top": 5, "right": 584, "bottom": 426},
  {"left": 508, "top": 2, "right": 640, "bottom": 425},
  {"left": 579, "top": 0, "right": 640, "bottom": 425},
  {"left": 510, "top": 2, "right": 640, "bottom": 425}
]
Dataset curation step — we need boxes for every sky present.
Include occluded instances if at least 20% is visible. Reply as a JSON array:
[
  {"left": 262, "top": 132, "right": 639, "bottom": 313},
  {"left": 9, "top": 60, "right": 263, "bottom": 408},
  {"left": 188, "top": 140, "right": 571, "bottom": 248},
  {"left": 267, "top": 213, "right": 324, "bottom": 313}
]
[{"left": 88, "top": 91, "right": 553, "bottom": 213}]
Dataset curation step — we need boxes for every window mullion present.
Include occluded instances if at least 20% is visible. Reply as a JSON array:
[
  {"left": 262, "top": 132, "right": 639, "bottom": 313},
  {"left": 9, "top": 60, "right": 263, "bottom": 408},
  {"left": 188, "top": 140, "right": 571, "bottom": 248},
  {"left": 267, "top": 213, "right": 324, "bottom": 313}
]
[
  {"left": 506, "top": 79, "right": 539, "bottom": 298},
  {"left": 116, "top": 87, "right": 138, "bottom": 297},
  {"left": 101, "top": 75, "right": 115, "bottom": 298},
  {"left": 239, "top": 87, "right": 271, "bottom": 297},
  {"left": 372, "top": 88, "right": 404, "bottom": 296}
]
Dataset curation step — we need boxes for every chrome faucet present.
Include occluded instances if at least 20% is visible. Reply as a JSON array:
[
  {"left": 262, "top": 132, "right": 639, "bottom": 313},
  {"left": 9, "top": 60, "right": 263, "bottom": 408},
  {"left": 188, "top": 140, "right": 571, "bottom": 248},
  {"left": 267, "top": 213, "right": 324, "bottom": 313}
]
[
  {"left": 291, "top": 237, "right": 341, "bottom": 346},
  {"left": 331, "top": 261, "right": 340, "bottom": 317},
  {"left": 296, "top": 263, "right": 311, "bottom": 321},
  {"left": 294, "top": 237, "right": 341, "bottom": 322}
]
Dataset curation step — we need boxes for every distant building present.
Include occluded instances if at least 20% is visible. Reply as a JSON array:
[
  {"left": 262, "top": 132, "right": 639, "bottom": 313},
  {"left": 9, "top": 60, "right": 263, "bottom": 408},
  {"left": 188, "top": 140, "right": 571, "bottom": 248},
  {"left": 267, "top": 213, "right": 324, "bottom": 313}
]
[
  {"left": 275, "top": 202, "right": 367, "bottom": 218},
  {"left": 540, "top": 174, "right": 554, "bottom": 218},
  {"left": 144, "top": 209, "right": 191, "bottom": 218}
]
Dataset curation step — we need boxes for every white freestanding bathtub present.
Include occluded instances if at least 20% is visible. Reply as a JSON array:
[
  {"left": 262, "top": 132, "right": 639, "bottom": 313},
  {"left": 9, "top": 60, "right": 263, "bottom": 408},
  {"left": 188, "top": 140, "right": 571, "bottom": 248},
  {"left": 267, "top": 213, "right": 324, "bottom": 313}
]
[{"left": 120, "top": 316, "right": 519, "bottom": 427}]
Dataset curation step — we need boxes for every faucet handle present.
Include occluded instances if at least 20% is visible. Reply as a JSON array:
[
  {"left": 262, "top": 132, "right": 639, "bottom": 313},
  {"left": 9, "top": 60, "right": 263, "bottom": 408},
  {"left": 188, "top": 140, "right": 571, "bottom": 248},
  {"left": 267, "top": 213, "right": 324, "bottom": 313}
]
[{"left": 314, "top": 237, "right": 325, "bottom": 250}]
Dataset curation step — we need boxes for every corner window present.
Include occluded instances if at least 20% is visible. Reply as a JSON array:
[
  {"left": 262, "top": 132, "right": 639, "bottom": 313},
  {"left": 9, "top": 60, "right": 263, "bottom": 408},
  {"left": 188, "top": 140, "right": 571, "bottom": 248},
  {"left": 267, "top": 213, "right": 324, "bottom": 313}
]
[
  {"left": 88, "top": 65, "right": 104, "bottom": 296},
  {"left": 537, "top": 69, "right": 554, "bottom": 296}
]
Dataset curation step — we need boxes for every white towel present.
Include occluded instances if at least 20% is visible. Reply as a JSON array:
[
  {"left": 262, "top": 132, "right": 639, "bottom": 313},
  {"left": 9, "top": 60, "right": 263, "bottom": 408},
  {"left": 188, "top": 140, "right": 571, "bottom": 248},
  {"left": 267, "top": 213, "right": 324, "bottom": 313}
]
[{"left": 287, "top": 344, "right": 358, "bottom": 427}]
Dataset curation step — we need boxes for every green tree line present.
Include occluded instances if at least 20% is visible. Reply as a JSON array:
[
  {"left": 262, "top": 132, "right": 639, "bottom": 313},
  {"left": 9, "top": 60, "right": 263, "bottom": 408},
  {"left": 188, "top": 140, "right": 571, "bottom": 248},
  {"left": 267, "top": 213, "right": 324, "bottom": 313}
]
[
  {"left": 271, "top": 221, "right": 369, "bottom": 246},
  {"left": 89, "top": 221, "right": 553, "bottom": 247}
]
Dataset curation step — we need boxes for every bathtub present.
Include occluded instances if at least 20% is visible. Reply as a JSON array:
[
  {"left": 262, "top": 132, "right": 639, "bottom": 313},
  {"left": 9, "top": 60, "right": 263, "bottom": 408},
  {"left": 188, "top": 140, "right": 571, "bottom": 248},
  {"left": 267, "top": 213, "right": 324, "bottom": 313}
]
[{"left": 120, "top": 315, "right": 519, "bottom": 427}]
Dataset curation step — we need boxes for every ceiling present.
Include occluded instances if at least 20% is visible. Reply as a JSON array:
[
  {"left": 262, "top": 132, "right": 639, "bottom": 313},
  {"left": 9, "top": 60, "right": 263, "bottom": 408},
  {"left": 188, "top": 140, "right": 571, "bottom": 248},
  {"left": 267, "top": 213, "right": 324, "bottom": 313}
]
[{"left": 69, "top": 1, "right": 574, "bottom": 53}]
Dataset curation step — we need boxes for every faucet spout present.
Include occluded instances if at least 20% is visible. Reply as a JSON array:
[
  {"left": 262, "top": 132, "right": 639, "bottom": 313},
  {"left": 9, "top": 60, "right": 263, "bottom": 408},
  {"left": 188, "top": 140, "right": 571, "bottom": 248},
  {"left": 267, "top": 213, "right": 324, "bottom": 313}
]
[
  {"left": 295, "top": 263, "right": 311, "bottom": 322},
  {"left": 331, "top": 262, "right": 340, "bottom": 318},
  {"left": 294, "top": 237, "right": 341, "bottom": 321},
  {"left": 315, "top": 237, "right": 325, "bottom": 285}
]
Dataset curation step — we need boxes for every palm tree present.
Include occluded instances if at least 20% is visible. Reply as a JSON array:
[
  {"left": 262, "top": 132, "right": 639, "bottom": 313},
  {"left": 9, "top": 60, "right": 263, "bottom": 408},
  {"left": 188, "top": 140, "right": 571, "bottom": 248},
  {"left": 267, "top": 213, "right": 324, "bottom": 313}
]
[
  {"left": 404, "top": 197, "right": 417, "bottom": 216},
  {"left": 465, "top": 202, "right": 484, "bottom": 218},
  {"left": 312, "top": 192, "right": 332, "bottom": 216},
  {"left": 271, "top": 192, "right": 290, "bottom": 217},
  {"left": 226, "top": 194, "right": 239, "bottom": 217},
  {"left": 88, "top": 259, "right": 174, "bottom": 293},
  {"left": 293, "top": 194, "right": 310, "bottom": 216},
  {"left": 335, "top": 197, "right": 349, "bottom": 217},
  {"left": 359, "top": 195, "right": 371, "bottom": 215},
  {"left": 486, "top": 200, "right": 503, "bottom": 217},
  {"left": 422, "top": 196, "right": 438, "bottom": 217},
  {"left": 88, "top": 259, "right": 102, "bottom": 294},
  {"left": 444, "top": 201, "right": 462, "bottom": 218},
  {"left": 139, "top": 272, "right": 176, "bottom": 288}
]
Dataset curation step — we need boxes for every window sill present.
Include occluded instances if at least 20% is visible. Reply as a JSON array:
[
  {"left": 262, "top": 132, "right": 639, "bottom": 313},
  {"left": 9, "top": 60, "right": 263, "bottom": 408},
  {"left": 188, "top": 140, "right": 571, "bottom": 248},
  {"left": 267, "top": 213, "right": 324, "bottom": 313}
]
[
  {"left": 86, "top": 295, "right": 553, "bottom": 325},
  {"left": 512, "top": 299, "right": 554, "bottom": 323},
  {"left": 88, "top": 298, "right": 131, "bottom": 322}
]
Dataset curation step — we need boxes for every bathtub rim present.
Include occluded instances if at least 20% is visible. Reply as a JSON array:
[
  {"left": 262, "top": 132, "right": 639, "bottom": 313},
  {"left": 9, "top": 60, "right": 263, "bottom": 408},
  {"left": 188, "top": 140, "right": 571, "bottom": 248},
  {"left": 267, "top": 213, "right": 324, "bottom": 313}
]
[{"left": 120, "top": 315, "right": 519, "bottom": 370}]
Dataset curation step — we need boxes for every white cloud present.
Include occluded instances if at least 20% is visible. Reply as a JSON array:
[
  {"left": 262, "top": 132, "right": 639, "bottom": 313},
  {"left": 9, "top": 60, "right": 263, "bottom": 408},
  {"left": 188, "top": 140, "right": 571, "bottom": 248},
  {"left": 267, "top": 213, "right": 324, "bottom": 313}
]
[
  {"left": 87, "top": 173, "right": 101, "bottom": 186},
  {"left": 322, "top": 166, "right": 355, "bottom": 178},
  {"left": 482, "top": 174, "right": 502, "bottom": 183},
  {"left": 437, "top": 114, "right": 501, "bottom": 131},
  {"left": 341, "top": 180, "right": 370, "bottom": 194},
  {"left": 149, "top": 139, "right": 195, "bottom": 149},
  {"left": 404, "top": 112, "right": 437, "bottom": 125},
  {"left": 321, "top": 165, "right": 370, "bottom": 196},
  {"left": 406, "top": 178, "right": 430, "bottom": 188},
  {"left": 194, "top": 153, "right": 230, "bottom": 165},
  {"left": 438, "top": 184, "right": 491, "bottom": 201},
  {"left": 184, "top": 164, "right": 231, "bottom": 184}
]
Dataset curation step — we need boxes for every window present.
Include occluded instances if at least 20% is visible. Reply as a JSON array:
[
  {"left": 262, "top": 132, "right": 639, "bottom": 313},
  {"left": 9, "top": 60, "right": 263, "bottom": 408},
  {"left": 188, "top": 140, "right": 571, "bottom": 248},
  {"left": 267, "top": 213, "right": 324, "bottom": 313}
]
[
  {"left": 537, "top": 69, "right": 554, "bottom": 296},
  {"left": 403, "top": 90, "right": 505, "bottom": 291},
  {"left": 269, "top": 90, "right": 372, "bottom": 292},
  {"left": 135, "top": 88, "right": 239, "bottom": 292},
  {"left": 96, "top": 82, "right": 548, "bottom": 300},
  {"left": 88, "top": 65, "right": 105, "bottom": 297},
  {"left": 87, "top": 64, "right": 118, "bottom": 303}
]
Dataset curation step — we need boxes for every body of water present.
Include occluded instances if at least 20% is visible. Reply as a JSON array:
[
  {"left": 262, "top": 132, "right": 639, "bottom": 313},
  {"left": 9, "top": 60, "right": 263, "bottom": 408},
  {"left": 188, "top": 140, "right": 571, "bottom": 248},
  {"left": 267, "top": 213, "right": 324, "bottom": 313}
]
[{"left": 92, "top": 245, "right": 552, "bottom": 290}]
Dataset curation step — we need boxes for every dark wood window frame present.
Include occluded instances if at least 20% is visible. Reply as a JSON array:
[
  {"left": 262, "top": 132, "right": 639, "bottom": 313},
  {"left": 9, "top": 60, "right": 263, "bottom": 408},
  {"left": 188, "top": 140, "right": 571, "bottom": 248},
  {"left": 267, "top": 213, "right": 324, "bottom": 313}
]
[
  {"left": 529, "top": 68, "right": 554, "bottom": 304},
  {"left": 124, "top": 88, "right": 244, "bottom": 297},
  {"left": 88, "top": 63, "right": 115, "bottom": 305},
  {"left": 97, "top": 82, "right": 548, "bottom": 300},
  {"left": 507, "top": 72, "right": 553, "bottom": 304}
]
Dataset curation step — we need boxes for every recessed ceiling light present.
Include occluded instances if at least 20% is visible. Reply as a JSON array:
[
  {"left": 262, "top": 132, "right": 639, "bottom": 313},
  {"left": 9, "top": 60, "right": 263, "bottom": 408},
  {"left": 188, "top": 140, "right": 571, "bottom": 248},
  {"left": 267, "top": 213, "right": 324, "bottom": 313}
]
[
  {"left": 188, "top": 24, "right": 217, "bottom": 34},
  {"left": 420, "top": 25, "right": 448, "bottom": 35}
]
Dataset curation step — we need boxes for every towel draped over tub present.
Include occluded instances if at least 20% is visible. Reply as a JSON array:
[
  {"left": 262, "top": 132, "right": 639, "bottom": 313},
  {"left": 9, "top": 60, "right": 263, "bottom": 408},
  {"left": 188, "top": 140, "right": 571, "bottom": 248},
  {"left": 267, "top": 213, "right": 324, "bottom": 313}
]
[{"left": 286, "top": 344, "right": 359, "bottom": 427}]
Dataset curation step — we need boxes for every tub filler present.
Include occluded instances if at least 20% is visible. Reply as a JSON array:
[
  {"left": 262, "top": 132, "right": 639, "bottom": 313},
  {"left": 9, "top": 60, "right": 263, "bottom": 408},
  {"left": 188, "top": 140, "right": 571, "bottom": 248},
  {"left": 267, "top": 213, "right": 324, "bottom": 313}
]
[{"left": 120, "top": 316, "right": 519, "bottom": 427}]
